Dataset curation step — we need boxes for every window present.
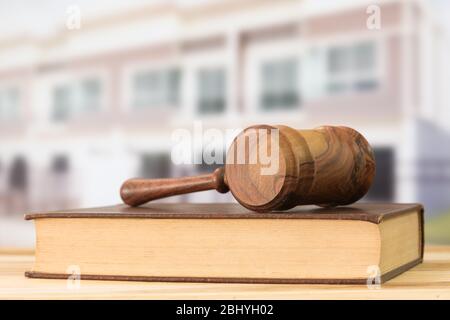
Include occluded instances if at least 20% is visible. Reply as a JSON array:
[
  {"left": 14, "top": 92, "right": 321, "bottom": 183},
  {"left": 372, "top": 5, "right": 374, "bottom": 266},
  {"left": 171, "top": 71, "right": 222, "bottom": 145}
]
[
  {"left": 133, "top": 69, "right": 180, "bottom": 109},
  {"left": 328, "top": 47, "right": 350, "bottom": 73},
  {"left": 197, "top": 69, "right": 226, "bottom": 114},
  {"left": 52, "top": 78, "right": 102, "bottom": 122},
  {"left": 139, "top": 153, "right": 171, "bottom": 179},
  {"left": 366, "top": 148, "right": 394, "bottom": 201},
  {"left": 195, "top": 149, "right": 225, "bottom": 173},
  {"left": 0, "top": 88, "right": 20, "bottom": 120},
  {"left": 327, "top": 41, "right": 378, "bottom": 93},
  {"left": 260, "top": 58, "right": 299, "bottom": 110},
  {"left": 354, "top": 42, "right": 375, "bottom": 71},
  {"left": 52, "top": 85, "right": 73, "bottom": 122},
  {"left": 9, "top": 156, "right": 28, "bottom": 191},
  {"left": 51, "top": 155, "right": 70, "bottom": 174},
  {"left": 80, "top": 78, "right": 101, "bottom": 112}
]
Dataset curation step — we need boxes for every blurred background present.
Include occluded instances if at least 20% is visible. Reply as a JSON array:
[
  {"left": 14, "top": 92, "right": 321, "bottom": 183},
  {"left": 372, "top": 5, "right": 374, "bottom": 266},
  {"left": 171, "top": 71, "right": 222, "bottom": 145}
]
[{"left": 0, "top": 0, "right": 450, "bottom": 247}]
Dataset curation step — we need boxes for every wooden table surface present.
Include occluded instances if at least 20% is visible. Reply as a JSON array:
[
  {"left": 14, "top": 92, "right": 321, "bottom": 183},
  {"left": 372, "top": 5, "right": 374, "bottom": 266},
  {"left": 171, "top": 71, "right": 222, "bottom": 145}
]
[{"left": 1, "top": 246, "right": 449, "bottom": 299}]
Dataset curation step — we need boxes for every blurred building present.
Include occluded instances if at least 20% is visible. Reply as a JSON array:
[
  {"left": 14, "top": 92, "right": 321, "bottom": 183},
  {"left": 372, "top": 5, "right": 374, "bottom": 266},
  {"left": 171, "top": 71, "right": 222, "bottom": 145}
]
[{"left": 0, "top": 0, "right": 450, "bottom": 222}]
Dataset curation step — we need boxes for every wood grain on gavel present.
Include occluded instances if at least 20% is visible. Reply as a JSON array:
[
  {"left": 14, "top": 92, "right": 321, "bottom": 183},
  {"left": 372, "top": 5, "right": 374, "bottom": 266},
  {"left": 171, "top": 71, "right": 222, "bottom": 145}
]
[{"left": 120, "top": 125, "right": 376, "bottom": 212}]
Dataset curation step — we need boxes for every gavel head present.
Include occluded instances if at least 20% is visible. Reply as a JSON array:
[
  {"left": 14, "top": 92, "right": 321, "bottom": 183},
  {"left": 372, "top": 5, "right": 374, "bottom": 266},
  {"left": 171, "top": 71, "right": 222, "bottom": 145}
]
[{"left": 224, "top": 125, "right": 375, "bottom": 212}]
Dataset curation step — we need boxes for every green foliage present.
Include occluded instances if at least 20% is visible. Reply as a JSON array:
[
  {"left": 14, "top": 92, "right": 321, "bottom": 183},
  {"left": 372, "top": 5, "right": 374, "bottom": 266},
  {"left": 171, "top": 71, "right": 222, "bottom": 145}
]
[{"left": 426, "top": 211, "right": 450, "bottom": 244}]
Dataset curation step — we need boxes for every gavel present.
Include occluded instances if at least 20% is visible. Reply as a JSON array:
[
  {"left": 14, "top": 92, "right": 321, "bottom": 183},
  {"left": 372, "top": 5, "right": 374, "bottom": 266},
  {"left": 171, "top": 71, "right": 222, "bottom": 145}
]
[{"left": 120, "top": 125, "right": 375, "bottom": 212}]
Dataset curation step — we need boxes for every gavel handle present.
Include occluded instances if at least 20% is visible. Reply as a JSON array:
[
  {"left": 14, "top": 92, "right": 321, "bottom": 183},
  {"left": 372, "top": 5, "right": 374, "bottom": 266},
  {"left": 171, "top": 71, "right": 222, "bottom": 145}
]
[{"left": 120, "top": 167, "right": 229, "bottom": 207}]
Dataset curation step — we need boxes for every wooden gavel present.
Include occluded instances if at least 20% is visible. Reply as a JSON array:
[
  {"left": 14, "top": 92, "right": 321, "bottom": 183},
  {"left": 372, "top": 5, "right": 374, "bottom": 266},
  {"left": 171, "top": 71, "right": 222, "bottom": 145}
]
[{"left": 120, "top": 125, "right": 375, "bottom": 212}]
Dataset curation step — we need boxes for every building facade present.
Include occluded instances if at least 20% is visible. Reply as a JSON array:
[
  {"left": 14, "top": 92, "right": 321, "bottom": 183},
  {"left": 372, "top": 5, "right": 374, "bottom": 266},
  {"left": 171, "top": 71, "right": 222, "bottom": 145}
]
[{"left": 0, "top": 0, "right": 449, "bottom": 217}]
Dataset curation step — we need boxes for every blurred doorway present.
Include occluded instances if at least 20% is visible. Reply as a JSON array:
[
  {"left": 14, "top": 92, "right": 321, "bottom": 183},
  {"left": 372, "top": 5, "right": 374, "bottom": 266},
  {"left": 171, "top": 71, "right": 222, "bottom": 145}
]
[
  {"left": 7, "top": 156, "right": 28, "bottom": 214},
  {"left": 366, "top": 147, "right": 395, "bottom": 202},
  {"left": 139, "top": 153, "right": 171, "bottom": 179},
  {"left": 48, "top": 155, "right": 71, "bottom": 209}
]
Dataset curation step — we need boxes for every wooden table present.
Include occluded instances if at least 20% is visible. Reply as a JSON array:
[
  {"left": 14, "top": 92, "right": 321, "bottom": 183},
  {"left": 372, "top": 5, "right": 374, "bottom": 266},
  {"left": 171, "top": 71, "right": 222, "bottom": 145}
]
[{"left": 1, "top": 246, "right": 449, "bottom": 299}]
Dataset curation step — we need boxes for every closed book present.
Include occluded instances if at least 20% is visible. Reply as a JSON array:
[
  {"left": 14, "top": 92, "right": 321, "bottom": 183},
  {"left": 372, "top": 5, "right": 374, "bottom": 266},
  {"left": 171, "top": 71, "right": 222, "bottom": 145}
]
[{"left": 25, "top": 203, "right": 423, "bottom": 284}]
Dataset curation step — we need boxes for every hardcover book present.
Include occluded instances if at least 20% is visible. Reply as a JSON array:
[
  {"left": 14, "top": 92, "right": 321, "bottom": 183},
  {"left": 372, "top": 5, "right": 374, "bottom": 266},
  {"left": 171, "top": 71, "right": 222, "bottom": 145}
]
[{"left": 25, "top": 203, "right": 423, "bottom": 284}]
